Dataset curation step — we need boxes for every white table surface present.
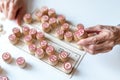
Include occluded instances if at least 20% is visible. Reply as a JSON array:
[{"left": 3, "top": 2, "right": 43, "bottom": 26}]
[{"left": 0, "top": 0, "right": 120, "bottom": 80}]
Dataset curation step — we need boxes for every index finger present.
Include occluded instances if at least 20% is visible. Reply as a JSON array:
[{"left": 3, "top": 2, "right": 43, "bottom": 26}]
[{"left": 77, "top": 32, "right": 108, "bottom": 46}]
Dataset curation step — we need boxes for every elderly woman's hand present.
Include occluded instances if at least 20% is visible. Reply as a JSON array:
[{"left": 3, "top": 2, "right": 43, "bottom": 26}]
[
  {"left": 77, "top": 25, "right": 120, "bottom": 54},
  {"left": 0, "top": 0, "right": 26, "bottom": 25}
]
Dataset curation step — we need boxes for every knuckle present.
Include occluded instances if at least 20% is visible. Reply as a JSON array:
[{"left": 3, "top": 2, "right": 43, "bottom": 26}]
[
  {"left": 90, "top": 45, "right": 96, "bottom": 51},
  {"left": 92, "top": 37, "right": 97, "bottom": 44},
  {"left": 108, "top": 32, "right": 114, "bottom": 38},
  {"left": 104, "top": 31, "right": 112, "bottom": 40}
]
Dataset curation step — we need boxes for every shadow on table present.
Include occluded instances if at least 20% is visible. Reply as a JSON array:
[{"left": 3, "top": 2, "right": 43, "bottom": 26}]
[
  {"left": 25, "top": 63, "right": 33, "bottom": 70},
  {"left": 95, "top": 45, "right": 120, "bottom": 71}
]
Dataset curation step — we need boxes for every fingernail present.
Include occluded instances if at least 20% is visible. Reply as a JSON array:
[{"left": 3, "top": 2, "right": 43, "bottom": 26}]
[{"left": 77, "top": 41, "right": 82, "bottom": 45}]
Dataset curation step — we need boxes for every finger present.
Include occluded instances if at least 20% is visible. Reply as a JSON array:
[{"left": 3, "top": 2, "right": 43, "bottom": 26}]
[
  {"left": 88, "top": 41, "right": 114, "bottom": 52},
  {"left": 4, "top": 0, "right": 10, "bottom": 17},
  {"left": 85, "top": 25, "right": 105, "bottom": 34},
  {"left": 83, "top": 41, "right": 114, "bottom": 54},
  {"left": 92, "top": 47, "right": 112, "bottom": 54},
  {"left": 83, "top": 46, "right": 112, "bottom": 55},
  {"left": 0, "top": 0, "right": 4, "bottom": 12},
  {"left": 86, "top": 30, "right": 101, "bottom": 34},
  {"left": 0, "top": 1, "right": 2, "bottom": 12},
  {"left": 83, "top": 46, "right": 95, "bottom": 54},
  {"left": 8, "top": 1, "right": 18, "bottom": 20},
  {"left": 77, "top": 32, "right": 108, "bottom": 46},
  {"left": 16, "top": 7, "right": 26, "bottom": 25}
]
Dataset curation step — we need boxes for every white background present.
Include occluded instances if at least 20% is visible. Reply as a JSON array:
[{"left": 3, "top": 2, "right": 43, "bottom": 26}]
[{"left": 0, "top": 0, "right": 120, "bottom": 80}]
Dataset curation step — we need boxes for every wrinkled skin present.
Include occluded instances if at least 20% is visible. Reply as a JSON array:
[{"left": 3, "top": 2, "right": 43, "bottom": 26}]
[
  {"left": 0, "top": 0, "right": 26, "bottom": 25},
  {"left": 77, "top": 25, "right": 120, "bottom": 54}
]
